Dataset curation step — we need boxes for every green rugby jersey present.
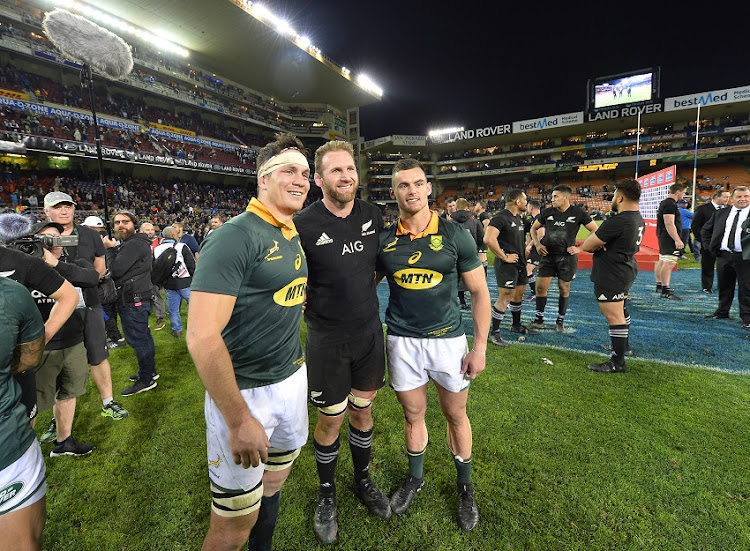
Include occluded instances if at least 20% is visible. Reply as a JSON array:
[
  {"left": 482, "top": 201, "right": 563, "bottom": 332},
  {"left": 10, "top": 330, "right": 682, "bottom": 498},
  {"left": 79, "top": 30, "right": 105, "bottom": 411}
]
[
  {"left": 377, "top": 212, "right": 481, "bottom": 338},
  {"left": 191, "top": 199, "right": 307, "bottom": 389},
  {"left": 0, "top": 277, "right": 44, "bottom": 471}
]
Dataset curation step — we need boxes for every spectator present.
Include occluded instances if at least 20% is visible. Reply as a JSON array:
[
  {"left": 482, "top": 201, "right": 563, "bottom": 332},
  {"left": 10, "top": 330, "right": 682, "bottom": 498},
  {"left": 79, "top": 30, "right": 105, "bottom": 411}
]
[
  {"left": 154, "top": 225, "right": 195, "bottom": 339},
  {"left": 103, "top": 210, "right": 157, "bottom": 396}
]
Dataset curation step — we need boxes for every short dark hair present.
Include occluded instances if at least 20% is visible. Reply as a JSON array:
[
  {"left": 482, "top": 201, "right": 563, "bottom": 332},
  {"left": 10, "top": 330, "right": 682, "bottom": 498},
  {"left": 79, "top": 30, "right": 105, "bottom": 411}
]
[
  {"left": 113, "top": 209, "right": 138, "bottom": 227},
  {"left": 257, "top": 132, "right": 307, "bottom": 172},
  {"left": 528, "top": 199, "right": 541, "bottom": 209},
  {"left": 713, "top": 189, "right": 729, "bottom": 198},
  {"left": 506, "top": 188, "right": 525, "bottom": 203},
  {"left": 552, "top": 185, "right": 571, "bottom": 195},
  {"left": 668, "top": 182, "right": 687, "bottom": 194},
  {"left": 392, "top": 158, "right": 424, "bottom": 181},
  {"left": 614, "top": 179, "right": 641, "bottom": 202}
]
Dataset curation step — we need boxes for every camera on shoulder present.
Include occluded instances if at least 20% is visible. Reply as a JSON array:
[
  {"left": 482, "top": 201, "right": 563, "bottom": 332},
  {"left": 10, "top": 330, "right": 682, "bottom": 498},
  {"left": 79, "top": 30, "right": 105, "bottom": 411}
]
[{"left": 7, "top": 234, "right": 78, "bottom": 257}]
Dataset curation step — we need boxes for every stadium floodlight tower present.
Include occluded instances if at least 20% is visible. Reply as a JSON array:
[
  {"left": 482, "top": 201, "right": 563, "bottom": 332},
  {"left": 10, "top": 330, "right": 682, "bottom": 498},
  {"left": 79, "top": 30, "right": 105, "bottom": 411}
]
[{"left": 42, "top": 8, "right": 134, "bottom": 237}]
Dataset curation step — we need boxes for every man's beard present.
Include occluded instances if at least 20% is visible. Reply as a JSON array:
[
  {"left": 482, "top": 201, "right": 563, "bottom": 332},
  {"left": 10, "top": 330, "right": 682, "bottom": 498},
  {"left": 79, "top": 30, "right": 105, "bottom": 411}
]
[{"left": 115, "top": 227, "right": 135, "bottom": 240}]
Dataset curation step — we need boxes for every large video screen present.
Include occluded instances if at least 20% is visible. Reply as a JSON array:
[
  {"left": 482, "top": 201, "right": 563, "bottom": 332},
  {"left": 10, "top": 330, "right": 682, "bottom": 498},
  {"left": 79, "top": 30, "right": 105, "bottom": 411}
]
[{"left": 589, "top": 68, "right": 660, "bottom": 110}]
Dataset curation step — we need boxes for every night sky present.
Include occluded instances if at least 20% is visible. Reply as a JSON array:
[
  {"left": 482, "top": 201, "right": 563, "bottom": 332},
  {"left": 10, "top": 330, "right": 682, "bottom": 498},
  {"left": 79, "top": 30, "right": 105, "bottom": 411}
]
[{"left": 270, "top": 1, "right": 747, "bottom": 140}]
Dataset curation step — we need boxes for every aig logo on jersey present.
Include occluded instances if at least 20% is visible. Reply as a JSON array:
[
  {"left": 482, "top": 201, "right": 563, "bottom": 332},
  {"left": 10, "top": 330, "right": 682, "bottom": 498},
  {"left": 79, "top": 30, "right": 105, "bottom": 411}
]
[
  {"left": 361, "top": 220, "right": 375, "bottom": 236},
  {"left": 342, "top": 241, "right": 363, "bottom": 255},
  {"left": 273, "top": 277, "right": 307, "bottom": 306},
  {"left": 393, "top": 268, "right": 443, "bottom": 289}
]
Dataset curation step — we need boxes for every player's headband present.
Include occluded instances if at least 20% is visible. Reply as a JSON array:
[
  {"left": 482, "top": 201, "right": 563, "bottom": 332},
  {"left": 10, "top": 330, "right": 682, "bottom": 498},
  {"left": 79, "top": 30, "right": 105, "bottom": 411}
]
[{"left": 257, "top": 148, "right": 309, "bottom": 179}]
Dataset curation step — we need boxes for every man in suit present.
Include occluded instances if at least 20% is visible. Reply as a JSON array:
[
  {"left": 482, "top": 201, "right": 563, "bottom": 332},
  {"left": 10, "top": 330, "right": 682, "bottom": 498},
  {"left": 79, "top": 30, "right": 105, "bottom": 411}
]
[
  {"left": 702, "top": 186, "right": 750, "bottom": 330},
  {"left": 692, "top": 189, "right": 729, "bottom": 293}
]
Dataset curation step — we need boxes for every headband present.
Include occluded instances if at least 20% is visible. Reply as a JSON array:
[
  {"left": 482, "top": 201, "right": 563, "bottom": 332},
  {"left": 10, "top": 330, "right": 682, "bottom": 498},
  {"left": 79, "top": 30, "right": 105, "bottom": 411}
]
[{"left": 257, "top": 149, "right": 309, "bottom": 179}]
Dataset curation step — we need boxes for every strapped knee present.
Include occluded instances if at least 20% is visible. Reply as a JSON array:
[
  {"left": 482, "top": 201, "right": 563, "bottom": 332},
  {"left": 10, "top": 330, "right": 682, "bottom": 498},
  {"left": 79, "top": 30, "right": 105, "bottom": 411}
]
[
  {"left": 211, "top": 481, "right": 263, "bottom": 517},
  {"left": 347, "top": 392, "right": 373, "bottom": 410},
  {"left": 318, "top": 397, "right": 348, "bottom": 417},
  {"left": 264, "top": 447, "right": 300, "bottom": 472}
]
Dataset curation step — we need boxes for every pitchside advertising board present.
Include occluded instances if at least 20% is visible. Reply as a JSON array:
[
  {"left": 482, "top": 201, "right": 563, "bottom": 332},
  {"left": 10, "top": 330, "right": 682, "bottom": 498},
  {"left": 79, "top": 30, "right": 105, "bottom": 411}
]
[{"left": 637, "top": 165, "right": 676, "bottom": 250}]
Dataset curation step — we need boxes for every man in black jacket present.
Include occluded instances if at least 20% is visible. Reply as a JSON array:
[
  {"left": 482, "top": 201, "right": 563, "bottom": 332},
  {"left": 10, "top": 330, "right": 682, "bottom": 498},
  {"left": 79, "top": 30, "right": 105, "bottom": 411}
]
[
  {"left": 701, "top": 186, "right": 750, "bottom": 329},
  {"left": 103, "top": 211, "right": 156, "bottom": 396},
  {"left": 691, "top": 189, "right": 729, "bottom": 293},
  {"left": 451, "top": 198, "right": 484, "bottom": 309}
]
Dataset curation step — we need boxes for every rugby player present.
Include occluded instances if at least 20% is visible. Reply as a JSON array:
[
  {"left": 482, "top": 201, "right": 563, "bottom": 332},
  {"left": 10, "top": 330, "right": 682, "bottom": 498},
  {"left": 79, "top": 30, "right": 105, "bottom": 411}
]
[
  {"left": 529, "top": 185, "right": 598, "bottom": 332},
  {"left": 654, "top": 183, "right": 687, "bottom": 300},
  {"left": 484, "top": 189, "right": 538, "bottom": 346},
  {"left": 524, "top": 199, "right": 542, "bottom": 301},
  {"left": 377, "top": 158, "right": 490, "bottom": 531},
  {"left": 187, "top": 133, "right": 310, "bottom": 551},
  {"left": 581, "top": 179, "right": 645, "bottom": 373},
  {"left": 0, "top": 277, "right": 46, "bottom": 551},
  {"left": 295, "top": 140, "right": 389, "bottom": 545}
]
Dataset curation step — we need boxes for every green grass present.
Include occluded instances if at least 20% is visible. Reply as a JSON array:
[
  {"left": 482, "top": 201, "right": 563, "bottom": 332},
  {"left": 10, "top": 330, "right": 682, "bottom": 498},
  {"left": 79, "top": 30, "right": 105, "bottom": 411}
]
[{"left": 35, "top": 309, "right": 750, "bottom": 550}]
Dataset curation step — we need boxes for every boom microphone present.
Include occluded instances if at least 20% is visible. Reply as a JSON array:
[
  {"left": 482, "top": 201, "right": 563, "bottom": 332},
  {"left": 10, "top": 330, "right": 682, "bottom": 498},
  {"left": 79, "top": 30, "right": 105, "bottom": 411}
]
[
  {"left": 42, "top": 8, "right": 134, "bottom": 80},
  {"left": 0, "top": 213, "right": 32, "bottom": 244}
]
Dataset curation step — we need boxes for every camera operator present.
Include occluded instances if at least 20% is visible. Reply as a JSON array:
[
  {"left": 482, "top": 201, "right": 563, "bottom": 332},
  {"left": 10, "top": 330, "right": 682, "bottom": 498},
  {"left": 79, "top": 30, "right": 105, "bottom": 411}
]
[
  {"left": 44, "top": 192, "right": 129, "bottom": 421},
  {"left": 103, "top": 210, "right": 157, "bottom": 396},
  {"left": 0, "top": 214, "right": 78, "bottom": 423},
  {"left": 28, "top": 220, "right": 98, "bottom": 456}
]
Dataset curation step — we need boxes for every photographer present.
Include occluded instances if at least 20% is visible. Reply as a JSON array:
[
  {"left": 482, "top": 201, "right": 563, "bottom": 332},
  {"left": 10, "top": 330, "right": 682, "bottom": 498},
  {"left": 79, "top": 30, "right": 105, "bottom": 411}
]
[
  {"left": 28, "top": 220, "right": 98, "bottom": 457},
  {"left": 103, "top": 210, "right": 157, "bottom": 396}
]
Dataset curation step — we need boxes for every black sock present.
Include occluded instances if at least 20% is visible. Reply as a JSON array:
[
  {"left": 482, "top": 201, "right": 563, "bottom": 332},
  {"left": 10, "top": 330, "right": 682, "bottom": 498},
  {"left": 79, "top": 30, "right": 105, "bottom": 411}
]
[
  {"left": 661, "top": 285, "right": 670, "bottom": 295},
  {"left": 349, "top": 423, "right": 373, "bottom": 482},
  {"left": 247, "top": 491, "right": 281, "bottom": 551},
  {"left": 491, "top": 305, "right": 505, "bottom": 333},
  {"left": 528, "top": 279, "right": 536, "bottom": 295},
  {"left": 314, "top": 436, "right": 339, "bottom": 497},
  {"left": 609, "top": 324, "right": 629, "bottom": 365},
  {"left": 509, "top": 301, "right": 522, "bottom": 326},
  {"left": 623, "top": 302, "right": 631, "bottom": 349},
  {"left": 535, "top": 296, "right": 547, "bottom": 321},
  {"left": 558, "top": 296, "right": 570, "bottom": 321}
]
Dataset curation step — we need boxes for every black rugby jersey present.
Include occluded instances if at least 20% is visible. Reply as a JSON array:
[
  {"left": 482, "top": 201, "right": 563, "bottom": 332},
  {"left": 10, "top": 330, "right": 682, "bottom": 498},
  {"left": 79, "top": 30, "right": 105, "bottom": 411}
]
[
  {"left": 295, "top": 199, "right": 384, "bottom": 339},
  {"left": 538, "top": 205, "right": 593, "bottom": 255},
  {"left": 590, "top": 211, "right": 646, "bottom": 286},
  {"left": 488, "top": 210, "right": 526, "bottom": 263}
]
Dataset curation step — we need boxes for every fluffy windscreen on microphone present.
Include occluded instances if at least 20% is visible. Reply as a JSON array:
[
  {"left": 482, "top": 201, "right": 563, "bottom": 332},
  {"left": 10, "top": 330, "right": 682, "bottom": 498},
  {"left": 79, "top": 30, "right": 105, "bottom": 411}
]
[
  {"left": 0, "top": 213, "right": 32, "bottom": 244},
  {"left": 43, "top": 9, "right": 134, "bottom": 80}
]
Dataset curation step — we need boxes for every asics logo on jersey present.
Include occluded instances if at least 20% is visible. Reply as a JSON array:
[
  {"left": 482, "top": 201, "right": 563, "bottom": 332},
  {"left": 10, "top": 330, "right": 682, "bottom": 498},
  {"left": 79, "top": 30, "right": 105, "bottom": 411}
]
[
  {"left": 408, "top": 251, "right": 422, "bottom": 264},
  {"left": 315, "top": 233, "right": 333, "bottom": 246},
  {"left": 265, "top": 240, "right": 282, "bottom": 261}
]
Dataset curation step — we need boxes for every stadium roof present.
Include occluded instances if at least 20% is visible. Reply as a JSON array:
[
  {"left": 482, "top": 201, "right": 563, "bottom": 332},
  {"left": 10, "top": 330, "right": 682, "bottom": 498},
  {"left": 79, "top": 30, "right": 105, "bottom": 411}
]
[{"left": 92, "top": 0, "right": 381, "bottom": 110}]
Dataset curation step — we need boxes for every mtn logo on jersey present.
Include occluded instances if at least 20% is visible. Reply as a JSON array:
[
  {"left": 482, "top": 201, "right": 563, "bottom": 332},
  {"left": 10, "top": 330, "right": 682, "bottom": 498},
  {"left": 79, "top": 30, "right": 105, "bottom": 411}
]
[
  {"left": 272, "top": 277, "right": 308, "bottom": 306},
  {"left": 361, "top": 220, "right": 375, "bottom": 236},
  {"left": 393, "top": 268, "right": 443, "bottom": 289},
  {"left": 316, "top": 233, "right": 334, "bottom": 246}
]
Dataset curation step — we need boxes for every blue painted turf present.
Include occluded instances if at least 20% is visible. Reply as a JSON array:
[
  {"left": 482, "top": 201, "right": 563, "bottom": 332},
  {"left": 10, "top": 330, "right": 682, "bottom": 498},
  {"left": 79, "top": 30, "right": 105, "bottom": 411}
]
[{"left": 376, "top": 267, "right": 748, "bottom": 374}]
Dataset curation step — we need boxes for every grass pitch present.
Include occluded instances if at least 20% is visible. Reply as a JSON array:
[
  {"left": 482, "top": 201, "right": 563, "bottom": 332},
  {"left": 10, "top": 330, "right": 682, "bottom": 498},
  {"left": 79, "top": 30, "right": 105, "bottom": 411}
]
[{"left": 36, "top": 301, "right": 750, "bottom": 550}]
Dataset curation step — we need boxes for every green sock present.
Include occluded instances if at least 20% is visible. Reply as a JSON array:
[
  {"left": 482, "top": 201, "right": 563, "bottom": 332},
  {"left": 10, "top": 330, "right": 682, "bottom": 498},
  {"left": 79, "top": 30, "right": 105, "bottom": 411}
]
[
  {"left": 454, "top": 454, "right": 472, "bottom": 485},
  {"left": 407, "top": 446, "right": 426, "bottom": 479}
]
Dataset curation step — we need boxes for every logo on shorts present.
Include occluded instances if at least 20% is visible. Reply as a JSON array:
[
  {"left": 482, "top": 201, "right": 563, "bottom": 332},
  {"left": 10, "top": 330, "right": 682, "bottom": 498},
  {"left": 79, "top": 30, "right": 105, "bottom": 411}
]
[
  {"left": 208, "top": 456, "right": 222, "bottom": 469},
  {"left": 598, "top": 294, "right": 608, "bottom": 301},
  {"left": 273, "top": 277, "right": 307, "bottom": 306},
  {"left": 0, "top": 482, "right": 23, "bottom": 506},
  {"left": 429, "top": 235, "right": 443, "bottom": 251},
  {"left": 505, "top": 280, "right": 514, "bottom": 287},
  {"left": 316, "top": 233, "right": 333, "bottom": 246},
  {"left": 408, "top": 251, "right": 422, "bottom": 264},
  {"left": 265, "top": 241, "right": 282, "bottom": 261},
  {"left": 394, "top": 268, "right": 443, "bottom": 289}
]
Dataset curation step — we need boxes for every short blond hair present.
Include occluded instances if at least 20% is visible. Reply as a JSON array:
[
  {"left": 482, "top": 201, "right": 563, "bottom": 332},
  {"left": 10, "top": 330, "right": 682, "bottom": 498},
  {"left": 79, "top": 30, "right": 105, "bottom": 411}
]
[{"left": 314, "top": 140, "right": 354, "bottom": 174}]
